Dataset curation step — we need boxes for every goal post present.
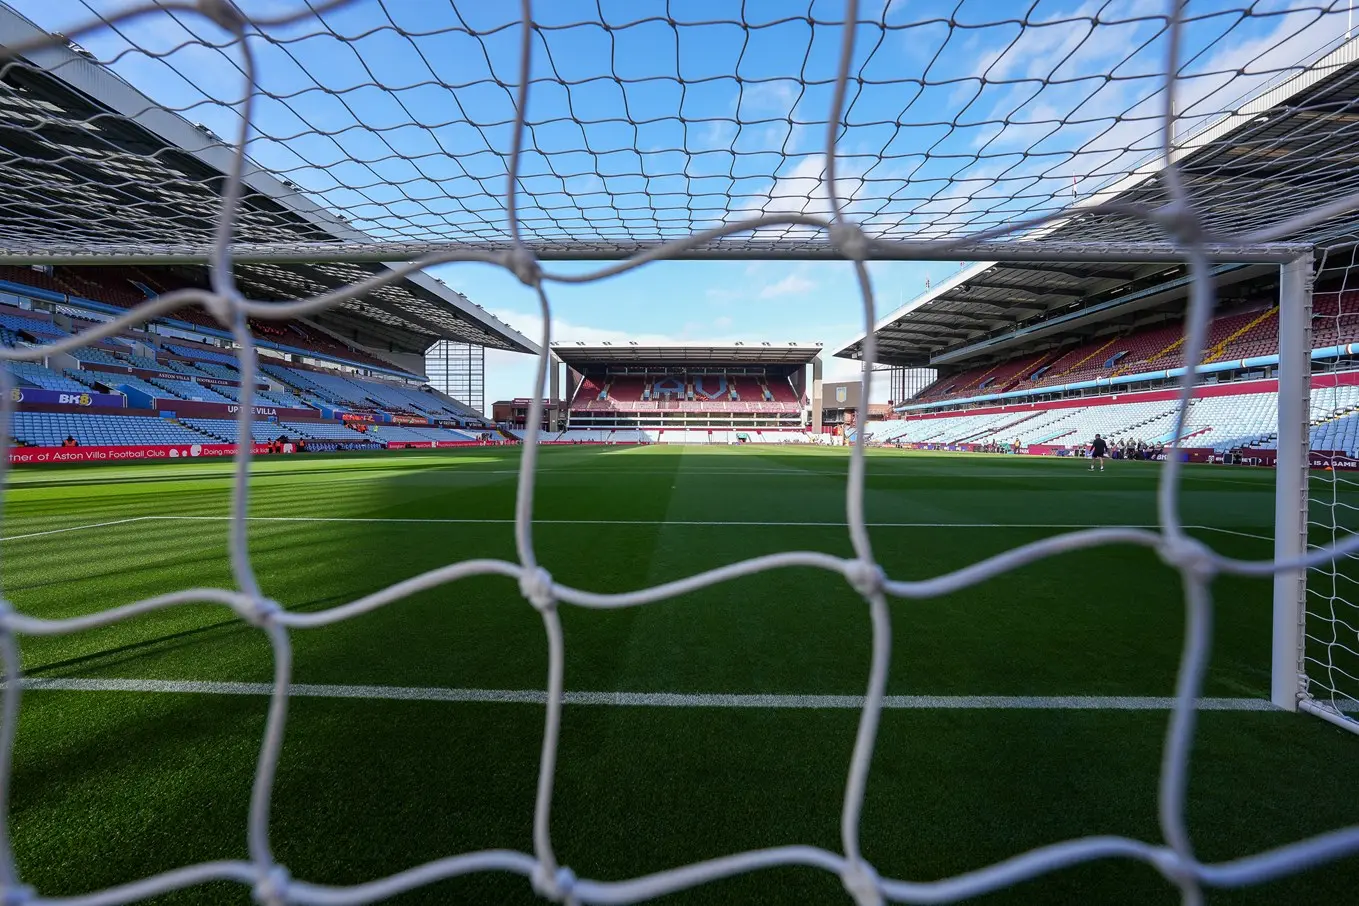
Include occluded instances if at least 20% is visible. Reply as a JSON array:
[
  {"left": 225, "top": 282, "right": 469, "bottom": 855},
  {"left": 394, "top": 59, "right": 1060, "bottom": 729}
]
[
  {"left": 1294, "top": 241, "right": 1359, "bottom": 733},
  {"left": 1273, "top": 253, "right": 1312, "bottom": 713}
]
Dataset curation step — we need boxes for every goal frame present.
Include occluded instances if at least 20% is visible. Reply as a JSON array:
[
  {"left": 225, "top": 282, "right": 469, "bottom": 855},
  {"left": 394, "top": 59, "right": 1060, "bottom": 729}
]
[
  {"left": 1275, "top": 248, "right": 1359, "bottom": 733},
  {"left": 1273, "top": 253, "right": 1315, "bottom": 716}
]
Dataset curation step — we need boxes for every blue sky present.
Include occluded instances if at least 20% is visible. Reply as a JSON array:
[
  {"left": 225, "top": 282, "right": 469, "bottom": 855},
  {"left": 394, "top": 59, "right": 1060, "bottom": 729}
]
[{"left": 7, "top": 0, "right": 1352, "bottom": 405}]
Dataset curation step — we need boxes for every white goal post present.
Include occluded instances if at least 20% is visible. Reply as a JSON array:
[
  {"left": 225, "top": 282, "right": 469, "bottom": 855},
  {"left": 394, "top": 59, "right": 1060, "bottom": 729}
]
[
  {"left": 1289, "top": 241, "right": 1359, "bottom": 732},
  {"left": 1274, "top": 254, "right": 1314, "bottom": 714}
]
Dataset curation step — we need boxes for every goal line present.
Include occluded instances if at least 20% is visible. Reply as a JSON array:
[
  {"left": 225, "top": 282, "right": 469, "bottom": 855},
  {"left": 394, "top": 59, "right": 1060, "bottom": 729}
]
[
  {"left": 7, "top": 678, "right": 1278, "bottom": 712},
  {"left": 0, "top": 515, "right": 1272, "bottom": 541}
]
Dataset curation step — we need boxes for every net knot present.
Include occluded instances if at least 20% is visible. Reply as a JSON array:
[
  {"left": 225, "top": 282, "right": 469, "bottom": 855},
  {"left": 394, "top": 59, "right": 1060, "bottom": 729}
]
[
  {"left": 1157, "top": 536, "right": 1217, "bottom": 581},
  {"left": 197, "top": 0, "right": 247, "bottom": 32},
  {"left": 244, "top": 596, "right": 283, "bottom": 628},
  {"left": 840, "top": 860, "right": 882, "bottom": 906},
  {"left": 830, "top": 221, "right": 870, "bottom": 261},
  {"left": 531, "top": 863, "right": 576, "bottom": 903},
  {"left": 252, "top": 865, "right": 290, "bottom": 906},
  {"left": 519, "top": 566, "right": 556, "bottom": 612},
  {"left": 201, "top": 291, "right": 240, "bottom": 328},
  {"left": 1149, "top": 200, "right": 1206, "bottom": 247},
  {"left": 844, "top": 559, "right": 885, "bottom": 598},
  {"left": 503, "top": 246, "right": 542, "bottom": 286},
  {"left": 1151, "top": 847, "right": 1199, "bottom": 891}
]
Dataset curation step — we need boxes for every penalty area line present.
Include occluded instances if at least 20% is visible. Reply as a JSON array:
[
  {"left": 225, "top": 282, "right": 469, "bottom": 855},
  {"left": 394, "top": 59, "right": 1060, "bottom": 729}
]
[
  {"left": 0, "top": 516, "right": 154, "bottom": 543},
  {"left": 7, "top": 678, "right": 1278, "bottom": 711}
]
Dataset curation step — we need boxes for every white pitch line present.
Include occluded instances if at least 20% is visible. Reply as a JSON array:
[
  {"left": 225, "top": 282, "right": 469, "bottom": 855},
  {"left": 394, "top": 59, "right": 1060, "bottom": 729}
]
[
  {"left": 1195, "top": 525, "right": 1273, "bottom": 542},
  {"left": 0, "top": 514, "right": 1270, "bottom": 539},
  {"left": 138, "top": 515, "right": 1166, "bottom": 529},
  {"left": 7, "top": 678, "right": 1278, "bottom": 711},
  {"left": 0, "top": 516, "right": 153, "bottom": 543}
]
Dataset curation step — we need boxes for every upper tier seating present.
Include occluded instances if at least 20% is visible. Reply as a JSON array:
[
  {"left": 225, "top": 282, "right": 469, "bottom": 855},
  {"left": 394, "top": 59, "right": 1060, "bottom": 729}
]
[
  {"left": 572, "top": 372, "right": 800, "bottom": 411},
  {"left": 916, "top": 302, "right": 1339, "bottom": 403},
  {"left": 7, "top": 362, "right": 87, "bottom": 392},
  {"left": 148, "top": 378, "right": 235, "bottom": 404},
  {"left": 163, "top": 343, "right": 239, "bottom": 366}
]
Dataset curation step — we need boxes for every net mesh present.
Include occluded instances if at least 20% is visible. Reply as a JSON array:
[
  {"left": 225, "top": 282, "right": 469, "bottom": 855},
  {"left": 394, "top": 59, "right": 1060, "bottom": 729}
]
[
  {"left": 0, "top": 0, "right": 1355, "bottom": 904},
  {"left": 1305, "top": 240, "right": 1359, "bottom": 729},
  {"left": 0, "top": 0, "right": 1356, "bottom": 260}
]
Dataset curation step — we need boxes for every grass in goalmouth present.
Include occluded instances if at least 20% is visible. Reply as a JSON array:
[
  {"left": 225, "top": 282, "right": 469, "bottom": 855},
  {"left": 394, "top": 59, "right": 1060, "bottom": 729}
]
[{"left": 4, "top": 445, "right": 1358, "bottom": 904}]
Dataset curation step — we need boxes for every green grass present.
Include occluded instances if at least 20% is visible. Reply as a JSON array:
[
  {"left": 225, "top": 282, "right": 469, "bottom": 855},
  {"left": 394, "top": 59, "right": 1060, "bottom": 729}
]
[{"left": 4, "top": 446, "right": 1359, "bottom": 904}]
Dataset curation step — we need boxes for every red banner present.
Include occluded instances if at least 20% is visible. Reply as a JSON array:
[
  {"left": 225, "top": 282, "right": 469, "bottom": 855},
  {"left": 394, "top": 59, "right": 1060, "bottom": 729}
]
[{"left": 8, "top": 443, "right": 272, "bottom": 465}]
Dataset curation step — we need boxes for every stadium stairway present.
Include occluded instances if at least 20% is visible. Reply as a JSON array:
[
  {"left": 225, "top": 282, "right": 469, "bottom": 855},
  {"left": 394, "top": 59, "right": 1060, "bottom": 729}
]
[
  {"left": 1057, "top": 338, "right": 1120, "bottom": 381},
  {"left": 1204, "top": 307, "right": 1279, "bottom": 363}
]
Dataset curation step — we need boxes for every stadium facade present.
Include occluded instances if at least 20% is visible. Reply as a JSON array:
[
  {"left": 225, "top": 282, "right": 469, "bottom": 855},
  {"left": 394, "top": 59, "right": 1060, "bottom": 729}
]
[{"left": 536, "top": 342, "right": 826, "bottom": 442}]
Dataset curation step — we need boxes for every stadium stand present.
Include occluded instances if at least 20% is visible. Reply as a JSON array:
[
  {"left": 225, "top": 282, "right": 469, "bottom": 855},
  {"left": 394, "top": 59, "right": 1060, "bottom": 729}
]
[
  {"left": 911, "top": 302, "right": 1317, "bottom": 403},
  {"left": 163, "top": 343, "right": 238, "bottom": 366},
  {"left": 180, "top": 419, "right": 291, "bottom": 444},
  {"left": 0, "top": 266, "right": 436, "bottom": 373},
  {"left": 366, "top": 425, "right": 441, "bottom": 444},
  {"left": 870, "top": 382, "right": 1359, "bottom": 458},
  {"left": 11, "top": 413, "right": 213, "bottom": 447},
  {"left": 278, "top": 421, "right": 370, "bottom": 441},
  {"left": 7, "top": 362, "right": 87, "bottom": 392},
  {"left": 70, "top": 347, "right": 131, "bottom": 367},
  {"left": 147, "top": 377, "right": 235, "bottom": 404}
]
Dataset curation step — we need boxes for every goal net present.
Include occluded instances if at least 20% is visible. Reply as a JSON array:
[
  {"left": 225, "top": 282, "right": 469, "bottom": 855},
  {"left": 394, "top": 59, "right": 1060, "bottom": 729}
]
[
  {"left": 0, "top": 0, "right": 1355, "bottom": 904},
  {"left": 1304, "top": 240, "right": 1359, "bottom": 730}
]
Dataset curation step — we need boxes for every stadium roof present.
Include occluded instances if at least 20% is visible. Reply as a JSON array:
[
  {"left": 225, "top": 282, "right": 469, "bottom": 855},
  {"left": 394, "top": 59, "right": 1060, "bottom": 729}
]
[
  {"left": 836, "top": 35, "right": 1359, "bottom": 368},
  {"left": 0, "top": 4, "right": 536, "bottom": 357},
  {"left": 550, "top": 342, "right": 823, "bottom": 368}
]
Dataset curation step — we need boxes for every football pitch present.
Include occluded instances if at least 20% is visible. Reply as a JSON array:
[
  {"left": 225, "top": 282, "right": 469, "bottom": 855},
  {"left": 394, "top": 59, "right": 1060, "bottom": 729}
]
[{"left": 3, "top": 445, "right": 1358, "bottom": 904}]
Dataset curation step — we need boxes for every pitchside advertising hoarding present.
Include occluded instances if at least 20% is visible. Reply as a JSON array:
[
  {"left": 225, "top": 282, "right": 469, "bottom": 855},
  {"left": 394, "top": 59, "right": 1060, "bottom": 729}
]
[
  {"left": 383, "top": 441, "right": 487, "bottom": 449},
  {"left": 11, "top": 387, "right": 124, "bottom": 407},
  {"left": 8, "top": 443, "right": 274, "bottom": 465}
]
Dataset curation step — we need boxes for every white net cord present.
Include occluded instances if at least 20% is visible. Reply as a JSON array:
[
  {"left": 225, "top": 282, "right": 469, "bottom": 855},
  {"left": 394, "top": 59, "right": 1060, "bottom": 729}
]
[
  {"left": 0, "top": 0, "right": 1354, "bottom": 904},
  {"left": 1304, "top": 241, "right": 1359, "bottom": 729}
]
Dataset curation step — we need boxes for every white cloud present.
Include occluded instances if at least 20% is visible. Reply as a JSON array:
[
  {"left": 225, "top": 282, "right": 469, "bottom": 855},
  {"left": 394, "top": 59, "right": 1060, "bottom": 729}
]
[{"left": 758, "top": 271, "right": 816, "bottom": 299}]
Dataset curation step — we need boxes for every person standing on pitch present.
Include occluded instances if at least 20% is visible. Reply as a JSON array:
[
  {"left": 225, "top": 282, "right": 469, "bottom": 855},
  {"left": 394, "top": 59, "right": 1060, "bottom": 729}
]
[{"left": 1089, "top": 433, "right": 1108, "bottom": 472}]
